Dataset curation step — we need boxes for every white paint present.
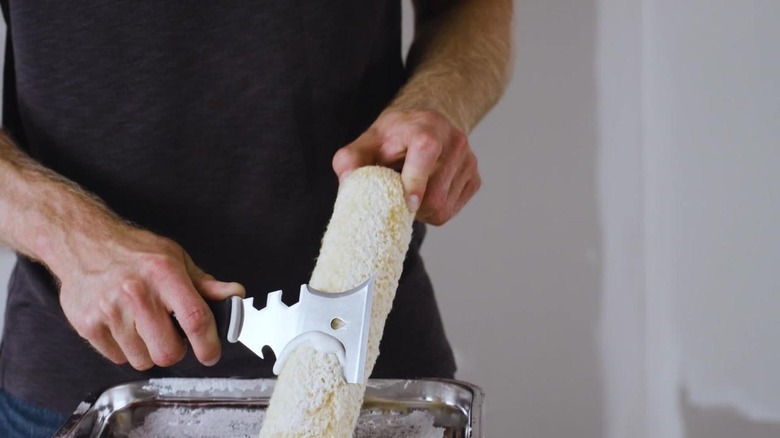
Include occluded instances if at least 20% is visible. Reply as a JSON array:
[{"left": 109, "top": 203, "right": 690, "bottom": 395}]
[
  {"left": 126, "top": 406, "right": 442, "bottom": 438},
  {"left": 144, "top": 378, "right": 271, "bottom": 396},
  {"left": 128, "top": 407, "right": 266, "bottom": 438},
  {"left": 272, "top": 331, "right": 346, "bottom": 378}
]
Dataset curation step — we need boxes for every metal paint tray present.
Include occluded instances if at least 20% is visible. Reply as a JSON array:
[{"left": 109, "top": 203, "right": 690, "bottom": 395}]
[{"left": 54, "top": 378, "right": 484, "bottom": 437}]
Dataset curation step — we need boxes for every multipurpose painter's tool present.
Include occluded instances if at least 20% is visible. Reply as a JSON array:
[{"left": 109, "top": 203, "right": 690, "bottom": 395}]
[{"left": 216, "top": 277, "right": 375, "bottom": 384}]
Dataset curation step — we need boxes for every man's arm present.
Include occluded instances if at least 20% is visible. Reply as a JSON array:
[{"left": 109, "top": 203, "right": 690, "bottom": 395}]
[
  {"left": 0, "top": 131, "right": 244, "bottom": 369},
  {"left": 333, "top": 0, "right": 512, "bottom": 224},
  {"left": 399, "top": 0, "right": 513, "bottom": 133}
]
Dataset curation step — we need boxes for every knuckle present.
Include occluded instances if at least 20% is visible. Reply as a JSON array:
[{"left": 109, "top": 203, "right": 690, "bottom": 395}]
[
  {"left": 98, "top": 300, "right": 123, "bottom": 327},
  {"left": 142, "top": 253, "right": 177, "bottom": 277},
  {"left": 177, "top": 305, "right": 211, "bottom": 334},
  {"left": 418, "top": 110, "right": 443, "bottom": 125},
  {"left": 130, "top": 358, "right": 154, "bottom": 371},
  {"left": 91, "top": 342, "right": 125, "bottom": 365},
  {"left": 468, "top": 152, "right": 479, "bottom": 170},
  {"left": 123, "top": 347, "right": 154, "bottom": 370},
  {"left": 120, "top": 279, "right": 146, "bottom": 300},
  {"left": 75, "top": 317, "right": 102, "bottom": 340},
  {"left": 332, "top": 147, "right": 347, "bottom": 164},
  {"left": 428, "top": 212, "right": 450, "bottom": 227},
  {"left": 413, "top": 134, "right": 442, "bottom": 158},
  {"left": 108, "top": 355, "right": 128, "bottom": 366},
  {"left": 152, "top": 346, "right": 184, "bottom": 367},
  {"left": 120, "top": 280, "right": 154, "bottom": 315},
  {"left": 147, "top": 254, "right": 174, "bottom": 271},
  {"left": 154, "top": 236, "right": 181, "bottom": 253},
  {"left": 452, "top": 131, "right": 469, "bottom": 152},
  {"left": 426, "top": 190, "right": 448, "bottom": 212},
  {"left": 455, "top": 129, "right": 468, "bottom": 144},
  {"left": 333, "top": 146, "right": 353, "bottom": 161},
  {"left": 332, "top": 147, "right": 358, "bottom": 172}
]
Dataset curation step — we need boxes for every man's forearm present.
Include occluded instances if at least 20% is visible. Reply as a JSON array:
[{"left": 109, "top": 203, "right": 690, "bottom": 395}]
[
  {"left": 390, "top": 0, "right": 513, "bottom": 133},
  {"left": 0, "top": 130, "right": 123, "bottom": 273}
]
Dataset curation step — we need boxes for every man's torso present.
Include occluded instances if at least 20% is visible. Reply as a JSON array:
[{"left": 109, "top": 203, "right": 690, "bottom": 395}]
[{"left": 0, "top": 0, "right": 455, "bottom": 414}]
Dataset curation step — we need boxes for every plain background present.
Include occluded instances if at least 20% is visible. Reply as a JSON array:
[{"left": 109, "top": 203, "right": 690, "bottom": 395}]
[{"left": 1, "top": 1, "right": 779, "bottom": 437}]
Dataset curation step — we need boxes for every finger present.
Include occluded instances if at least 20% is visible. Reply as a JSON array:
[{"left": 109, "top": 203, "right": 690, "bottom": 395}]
[
  {"left": 421, "top": 171, "right": 479, "bottom": 226},
  {"left": 197, "top": 276, "right": 246, "bottom": 301},
  {"left": 444, "top": 153, "right": 476, "bottom": 214},
  {"left": 162, "top": 277, "right": 221, "bottom": 367},
  {"left": 127, "top": 285, "right": 187, "bottom": 367},
  {"left": 109, "top": 284, "right": 153, "bottom": 370},
  {"left": 185, "top": 257, "right": 246, "bottom": 300},
  {"left": 415, "top": 152, "right": 462, "bottom": 221},
  {"left": 332, "top": 133, "right": 378, "bottom": 183},
  {"left": 88, "top": 326, "right": 128, "bottom": 365},
  {"left": 452, "top": 174, "right": 481, "bottom": 218},
  {"left": 109, "top": 321, "right": 154, "bottom": 371},
  {"left": 135, "top": 318, "right": 186, "bottom": 367},
  {"left": 401, "top": 134, "right": 443, "bottom": 212},
  {"left": 72, "top": 306, "right": 128, "bottom": 364}
]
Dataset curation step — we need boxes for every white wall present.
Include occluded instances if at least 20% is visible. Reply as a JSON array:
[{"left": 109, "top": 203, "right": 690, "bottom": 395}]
[
  {"left": 425, "top": 1, "right": 780, "bottom": 437},
  {"left": 0, "top": 19, "right": 6, "bottom": 337},
  {"left": 420, "top": 1, "right": 605, "bottom": 436},
  {"left": 2, "top": 2, "right": 779, "bottom": 438},
  {"left": 0, "top": 251, "right": 11, "bottom": 336},
  {"left": 644, "top": 1, "right": 780, "bottom": 437},
  {"left": 596, "top": 0, "right": 646, "bottom": 436}
]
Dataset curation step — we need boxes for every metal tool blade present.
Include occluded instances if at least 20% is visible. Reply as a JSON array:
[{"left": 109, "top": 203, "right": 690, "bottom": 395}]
[{"left": 227, "top": 277, "right": 375, "bottom": 384}]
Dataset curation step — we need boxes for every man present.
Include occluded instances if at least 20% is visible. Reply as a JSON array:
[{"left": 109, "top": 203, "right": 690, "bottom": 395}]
[{"left": 0, "top": 0, "right": 511, "bottom": 435}]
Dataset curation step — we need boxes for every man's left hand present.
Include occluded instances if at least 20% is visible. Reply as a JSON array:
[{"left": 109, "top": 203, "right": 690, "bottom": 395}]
[{"left": 332, "top": 110, "right": 481, "bottom": 226}]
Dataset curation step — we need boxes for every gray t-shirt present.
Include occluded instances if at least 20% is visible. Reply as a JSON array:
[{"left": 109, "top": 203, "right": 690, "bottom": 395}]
[{"left": 0, "top": 0, "right": 455, "bottom": 414}]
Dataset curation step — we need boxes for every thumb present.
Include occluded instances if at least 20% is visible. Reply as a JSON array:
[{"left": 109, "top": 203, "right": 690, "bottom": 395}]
[
  {"left": 195, "top": 274, "right": 246, "bottom": 301},
  {"left": 184, "top": 255, "right": 245, "bottom": 300},
  {"left": 332, "top": 134, "right": 376, "bottom": 183}
]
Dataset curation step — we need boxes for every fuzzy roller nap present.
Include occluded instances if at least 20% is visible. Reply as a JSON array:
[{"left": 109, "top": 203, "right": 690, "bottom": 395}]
[{"left": 258, "top": 166, "right": 415, "bottom": 437}]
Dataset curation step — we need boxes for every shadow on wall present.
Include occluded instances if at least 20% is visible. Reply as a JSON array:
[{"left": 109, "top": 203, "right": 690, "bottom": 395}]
[{"left": 681, "top": 388, "right": 780, "bottom": 438}]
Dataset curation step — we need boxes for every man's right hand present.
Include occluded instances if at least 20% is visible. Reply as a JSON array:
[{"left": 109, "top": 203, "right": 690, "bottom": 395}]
[
  {"left": 0, "top": 132, "right": 244, "bottom": 370},
  {"left": 56, "top": 224, "right": 245, "bottom": 370}
]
